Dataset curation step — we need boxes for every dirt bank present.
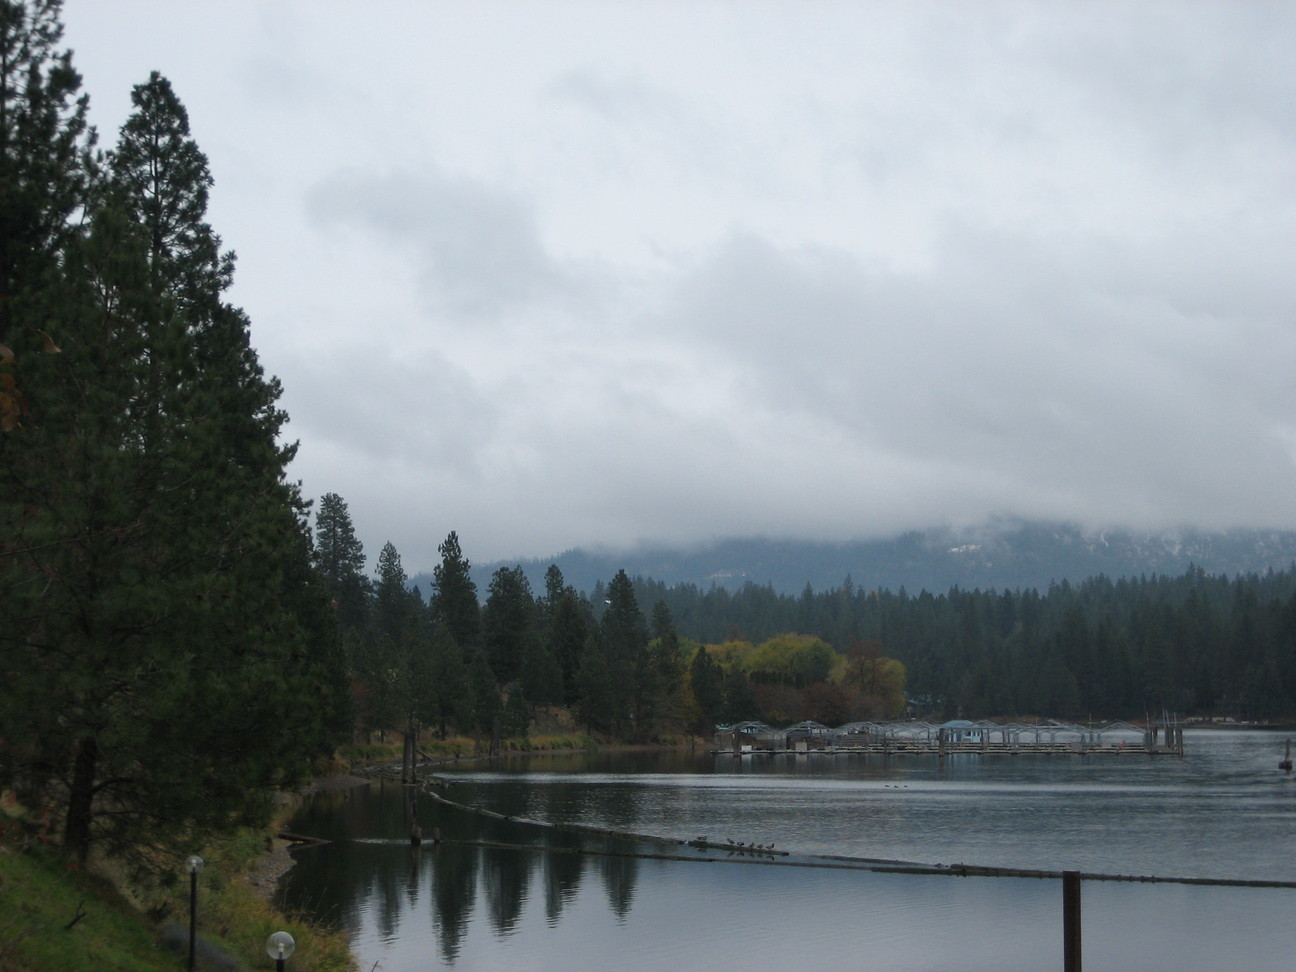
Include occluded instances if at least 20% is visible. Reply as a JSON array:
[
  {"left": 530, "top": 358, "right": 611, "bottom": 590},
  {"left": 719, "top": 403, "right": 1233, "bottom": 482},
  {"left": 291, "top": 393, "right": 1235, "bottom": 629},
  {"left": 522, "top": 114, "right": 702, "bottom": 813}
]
[{"left": 243, "top": 836, "right": 297, "bottom": 900}]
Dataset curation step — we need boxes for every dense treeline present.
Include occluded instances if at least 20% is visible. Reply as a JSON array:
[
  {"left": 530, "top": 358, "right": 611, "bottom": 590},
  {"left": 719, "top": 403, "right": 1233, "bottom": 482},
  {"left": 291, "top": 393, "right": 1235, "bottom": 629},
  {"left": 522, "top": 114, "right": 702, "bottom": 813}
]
[
  {"left": 323, "top": 492, "right": 1296, "bottom": 748},
  {"left": 0, "top": 1, "right": 347, "bottom": 868},
  {"left": 630, "top": 566, "right": 1296, "bottom": 721},
  {"left": 314, "top": 495, "right": 909, "bottom": 757}
]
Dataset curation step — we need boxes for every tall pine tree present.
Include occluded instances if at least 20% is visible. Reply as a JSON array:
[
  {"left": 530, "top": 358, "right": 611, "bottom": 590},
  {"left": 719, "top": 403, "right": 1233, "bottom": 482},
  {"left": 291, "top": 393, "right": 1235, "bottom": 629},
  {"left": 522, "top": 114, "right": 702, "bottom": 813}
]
[
  {"left": 0, "top": 43, "right": 345, "bottom": 865},
  {"left": 432, "top": 531, "right": 480, "bottom": 649},
  {"left": 312, "top": 491, "right": 370, "bottom": 634}
]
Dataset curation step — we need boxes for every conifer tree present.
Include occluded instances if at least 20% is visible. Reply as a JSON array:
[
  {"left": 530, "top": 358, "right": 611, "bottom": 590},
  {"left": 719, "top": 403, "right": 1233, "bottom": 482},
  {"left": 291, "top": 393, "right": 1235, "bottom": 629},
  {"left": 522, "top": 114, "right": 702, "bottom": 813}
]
[
  {"left": 432, "top": 531, "right": 480, "bottom": 649},
  {"left": 374, "top": 541, "right": 414, "bottom": 645},
  {"left": 0, "top": 0, "right": 92, "bottom": 315},
  {"left": 600, "top": 570, "right": 651, "bottom": 737},
  {"left": 576, "top": 634, "right": 615, "bottom": 734},
  {"left": 482, "top": 565, "right": 536, "bottom": 686},
  {"left": 108, "top": 71, "right": 226, "bottom": 307},
  {"left": 313, "top": 492, "right": 370, "bottom": 634},
  {"left": 0, "top": 43, "right": 345, "bottom": 865},
  {"left": 519, "top": 638, "right": 563, "bottom": 707},
  {"left": 555, "top": 591, "right": 592, "bottom": 704},
  {"left": 427, "top": 626, "right": 470, "bottom": 738},
  {"left": 467, "top": 645, "right": 501, "bottom": 753},
  {"left": 648, "top": 601, "right": 686, "bottom": 728},
  {"left": 689, "top": 646, "right": 725, "bottom": 735}
]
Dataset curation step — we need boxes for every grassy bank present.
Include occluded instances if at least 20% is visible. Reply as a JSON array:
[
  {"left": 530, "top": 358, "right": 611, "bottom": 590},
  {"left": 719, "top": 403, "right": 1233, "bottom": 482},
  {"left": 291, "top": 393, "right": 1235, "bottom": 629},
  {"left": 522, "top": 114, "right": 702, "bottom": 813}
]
[
  {"left": 0, "top": 843, "right": 177, "bottom": 972},
  {"left": 338, "top": 731, "right": 603, "bottom": 766},
  {"left": 0, "top": 800, "right": 353, "bottom": 972}
]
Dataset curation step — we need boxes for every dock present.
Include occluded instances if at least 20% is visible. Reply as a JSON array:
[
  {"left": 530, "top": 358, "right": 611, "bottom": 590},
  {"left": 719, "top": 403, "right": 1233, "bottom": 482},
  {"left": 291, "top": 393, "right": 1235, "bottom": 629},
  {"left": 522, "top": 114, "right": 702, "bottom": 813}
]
[{"left": 712, "top": 718, "right": 1186, "bottom": 757}]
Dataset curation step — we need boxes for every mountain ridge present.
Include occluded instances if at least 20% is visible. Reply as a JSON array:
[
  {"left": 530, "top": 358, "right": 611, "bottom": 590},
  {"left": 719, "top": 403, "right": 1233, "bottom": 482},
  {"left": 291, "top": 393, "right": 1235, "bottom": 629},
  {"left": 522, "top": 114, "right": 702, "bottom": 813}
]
[{"left": 409, "top": 519, "right": 1296, "bottom": 600}]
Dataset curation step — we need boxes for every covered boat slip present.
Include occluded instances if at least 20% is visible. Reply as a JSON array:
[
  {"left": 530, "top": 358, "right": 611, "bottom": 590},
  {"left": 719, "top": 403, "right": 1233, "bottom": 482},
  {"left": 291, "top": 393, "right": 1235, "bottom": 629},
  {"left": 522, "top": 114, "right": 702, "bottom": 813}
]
[{"left": 713, "top": 718, "right": 1186, "bottom": 756}]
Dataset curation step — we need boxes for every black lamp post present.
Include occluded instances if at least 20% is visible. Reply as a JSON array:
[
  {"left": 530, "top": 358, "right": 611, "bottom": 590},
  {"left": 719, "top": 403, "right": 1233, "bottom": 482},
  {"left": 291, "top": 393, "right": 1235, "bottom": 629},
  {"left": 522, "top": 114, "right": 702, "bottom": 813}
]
[
  {"left": 185, "top": 855, "right": 203, "bottom": 972},
  {"left": 266, "top": 931, "right": 296, "bottom": 971}
]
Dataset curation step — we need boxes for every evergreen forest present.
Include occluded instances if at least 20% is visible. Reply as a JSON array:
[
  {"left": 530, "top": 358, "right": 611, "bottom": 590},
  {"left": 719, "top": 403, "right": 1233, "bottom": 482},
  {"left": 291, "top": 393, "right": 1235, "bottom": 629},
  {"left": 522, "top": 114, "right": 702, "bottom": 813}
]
[{"left": 320, "top": 494, "right": 1296, "bottom": 755}]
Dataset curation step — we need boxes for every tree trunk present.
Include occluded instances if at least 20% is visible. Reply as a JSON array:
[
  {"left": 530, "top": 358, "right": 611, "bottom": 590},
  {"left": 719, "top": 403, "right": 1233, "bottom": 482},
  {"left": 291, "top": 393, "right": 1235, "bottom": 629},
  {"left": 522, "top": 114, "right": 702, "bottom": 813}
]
[{"left": 63, "top": 736, "right": 99, "bottom": 863}]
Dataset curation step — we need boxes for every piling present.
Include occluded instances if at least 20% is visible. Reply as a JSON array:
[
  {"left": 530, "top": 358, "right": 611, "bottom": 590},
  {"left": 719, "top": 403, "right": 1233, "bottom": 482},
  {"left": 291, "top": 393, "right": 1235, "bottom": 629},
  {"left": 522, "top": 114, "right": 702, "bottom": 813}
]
[{"left": 1063, "top": 870, "right": 1082, "bottom": 972}]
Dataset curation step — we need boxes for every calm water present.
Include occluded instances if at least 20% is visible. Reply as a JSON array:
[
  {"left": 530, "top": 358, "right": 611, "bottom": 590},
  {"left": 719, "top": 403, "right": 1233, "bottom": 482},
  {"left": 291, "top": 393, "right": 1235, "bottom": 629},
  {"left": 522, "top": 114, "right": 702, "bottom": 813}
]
[{"left": 278, "top": 730, "right": 1296, "bottom": 971}]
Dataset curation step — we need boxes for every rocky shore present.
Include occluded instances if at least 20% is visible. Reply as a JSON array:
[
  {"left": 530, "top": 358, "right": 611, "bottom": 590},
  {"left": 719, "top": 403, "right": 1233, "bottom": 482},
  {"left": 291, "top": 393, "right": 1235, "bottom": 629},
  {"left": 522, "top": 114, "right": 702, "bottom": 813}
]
[{"left": 244, "top": 774, "right": 371, "bottom": 901}]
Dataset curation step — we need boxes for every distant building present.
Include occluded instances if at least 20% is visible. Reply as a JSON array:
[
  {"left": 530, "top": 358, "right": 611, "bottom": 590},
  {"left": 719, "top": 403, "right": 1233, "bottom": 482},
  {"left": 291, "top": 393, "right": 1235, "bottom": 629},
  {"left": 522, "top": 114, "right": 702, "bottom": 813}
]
[{"left": 938, "top": 720, "right": 985, "bottom": 744}]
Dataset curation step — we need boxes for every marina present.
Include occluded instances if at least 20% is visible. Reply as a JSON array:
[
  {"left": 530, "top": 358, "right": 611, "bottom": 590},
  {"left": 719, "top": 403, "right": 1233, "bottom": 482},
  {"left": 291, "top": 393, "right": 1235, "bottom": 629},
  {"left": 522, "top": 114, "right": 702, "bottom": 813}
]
[{"left": 712, "top": 717, "right": 1187, "bottom": 756}]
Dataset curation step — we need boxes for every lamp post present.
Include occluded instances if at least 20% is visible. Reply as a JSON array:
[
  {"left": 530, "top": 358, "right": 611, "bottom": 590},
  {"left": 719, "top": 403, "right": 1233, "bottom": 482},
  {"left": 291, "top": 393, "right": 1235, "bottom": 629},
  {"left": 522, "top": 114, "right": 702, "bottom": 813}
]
[
  {"left": 185, "top": 855, "right": 203, "bottom": 972},
  {"left": 266, "top": 931, "right": 296, "bottom": 971}
]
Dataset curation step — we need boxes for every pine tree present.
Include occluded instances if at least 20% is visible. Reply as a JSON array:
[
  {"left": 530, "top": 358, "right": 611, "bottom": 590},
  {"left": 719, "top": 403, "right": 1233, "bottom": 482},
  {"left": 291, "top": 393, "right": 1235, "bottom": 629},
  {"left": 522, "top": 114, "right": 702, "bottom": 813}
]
[
  {"left": 467, "top": 645, "right": 501, "bottom": 753},
  {"left": 519, "top": 639, "right": 563, "bottom": 707},
  {"left": 354, "top": 541, "right": 428, "bottom": 743},
  {"left": 576, "top": 634, "right": 615, "bottom": 734},
  {"left": 432, "top": 531, "right": 481, "bottom": 648},
  {"left": 0, "top": 0, "right": 90, "bottom": 432},
  {"left": 541, "top": 569, "right": 590, "bottom": 706},
  {"left": 107, "top": 71, "right": 227, "bottom": 308},
  {"left": 0, "top": 50, "right": 345, "bottom": 865},
  {"left": 368, "top": 545, "right": 435, "bottom": 780},
  {"left": 600, "top": 569, "right": 651, "bottom": 738},
  {"left": 648, "top": 601, "right": 686, "bottom": 729},
  {"left": 427, "top": 626, "right": 470, "bottom": 738},
  {"left": 0, "top": 0, "right": 92, "bottom": 316},
  {"left": 313, "top": 492, "right": 370, "bottom": 634},
  {"left": 689, "top": 646, "right": 725, "bottom": 735},
  {"left": 482, "top": 565, "right": 536, "bottom": 686},
  {"left": 374, "top": 541, "right": 413, "bottom": 645}
]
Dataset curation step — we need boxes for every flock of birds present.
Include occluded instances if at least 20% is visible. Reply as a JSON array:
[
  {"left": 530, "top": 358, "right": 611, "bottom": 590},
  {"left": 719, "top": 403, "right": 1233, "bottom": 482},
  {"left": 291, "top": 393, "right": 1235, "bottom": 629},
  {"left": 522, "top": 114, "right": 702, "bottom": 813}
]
[{"left": 690, "top": 836, "right": 779, "bottom": 855}]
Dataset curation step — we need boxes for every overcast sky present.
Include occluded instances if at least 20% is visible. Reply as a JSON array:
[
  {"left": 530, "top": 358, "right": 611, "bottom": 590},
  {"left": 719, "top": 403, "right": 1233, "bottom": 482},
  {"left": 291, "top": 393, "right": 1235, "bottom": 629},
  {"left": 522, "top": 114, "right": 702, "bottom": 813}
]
[{"left": 62, "top": 1, "right": 1296, "bottom": 571}]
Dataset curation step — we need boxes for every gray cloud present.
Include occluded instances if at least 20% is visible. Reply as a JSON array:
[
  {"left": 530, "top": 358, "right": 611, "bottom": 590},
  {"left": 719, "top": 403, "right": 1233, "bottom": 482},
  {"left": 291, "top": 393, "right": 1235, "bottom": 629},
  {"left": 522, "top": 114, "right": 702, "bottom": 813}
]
[
  {"left": 278, "top": 342, "right": 499, "bottom": 477},
  {"left": 61, "top": 0, "right": 1296, "bottom": 569},
  {"left": 306, "top": 168, "right": 574, "bottom": 319},
  {"left": 655, "top": 215, "right": 1296, "bottom": 534}
]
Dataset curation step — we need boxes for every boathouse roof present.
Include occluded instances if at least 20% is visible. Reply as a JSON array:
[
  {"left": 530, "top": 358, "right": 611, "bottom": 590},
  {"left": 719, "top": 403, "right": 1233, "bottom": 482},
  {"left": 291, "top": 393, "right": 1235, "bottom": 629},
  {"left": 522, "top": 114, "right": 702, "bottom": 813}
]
[
  {"left": 717, "top": 720, "right": 776, "bottom": 735},
  {"left": 784, "top": 721, "right": 831, "bottom": 735}
]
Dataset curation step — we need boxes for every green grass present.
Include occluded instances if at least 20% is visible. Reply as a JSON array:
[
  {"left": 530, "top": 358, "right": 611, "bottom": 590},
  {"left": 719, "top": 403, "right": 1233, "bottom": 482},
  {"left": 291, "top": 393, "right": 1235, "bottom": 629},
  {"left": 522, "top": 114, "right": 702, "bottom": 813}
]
[
  {"left": 182, "top": 826, "right": 354, "bottom": 972},
  {"left": 0, "top": 843, "right": 177, "bottom": 972},
  {"left": 337, "top": 731, "right": 601, "bottom": 764},
  {"left": 501, "top": 733, "right": 599, "bottom": 752},
  {"left": 0, "top": 818, "right": 354, "bottom": 972}
]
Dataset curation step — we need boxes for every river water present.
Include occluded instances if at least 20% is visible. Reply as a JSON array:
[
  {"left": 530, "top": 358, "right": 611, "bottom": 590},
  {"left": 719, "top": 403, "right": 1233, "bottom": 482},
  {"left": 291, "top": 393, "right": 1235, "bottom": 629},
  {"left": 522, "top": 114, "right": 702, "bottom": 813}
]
[{"left": 277, "top": 730, "right": 1296, "bottom": 971}]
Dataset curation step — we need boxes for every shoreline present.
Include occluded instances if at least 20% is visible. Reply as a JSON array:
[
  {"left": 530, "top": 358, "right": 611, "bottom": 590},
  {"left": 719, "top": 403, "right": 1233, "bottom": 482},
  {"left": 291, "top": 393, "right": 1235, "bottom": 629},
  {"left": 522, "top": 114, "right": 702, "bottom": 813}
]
[
  {"left": 250, "top": 742, "right": 695, "bottom": 884},
  {"left": 246, "top": 741, "right": 697, "bottom": 901},
  {"left": 244, "top": 774, "right": 372, "bottom": 901}
]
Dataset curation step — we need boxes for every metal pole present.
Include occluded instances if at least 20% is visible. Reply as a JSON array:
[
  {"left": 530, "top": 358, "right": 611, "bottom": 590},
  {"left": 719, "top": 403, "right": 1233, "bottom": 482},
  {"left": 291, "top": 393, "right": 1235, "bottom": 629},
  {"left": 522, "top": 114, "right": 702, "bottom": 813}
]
[
  {"left": 1063, "top": 870, "right": 1082, "bottom": 972},
  {"left": 188, "top": 869, "right": 198, "bottom": 972},
  {"left": 276, "top": 959, "right": 285, "bottom": 972}
]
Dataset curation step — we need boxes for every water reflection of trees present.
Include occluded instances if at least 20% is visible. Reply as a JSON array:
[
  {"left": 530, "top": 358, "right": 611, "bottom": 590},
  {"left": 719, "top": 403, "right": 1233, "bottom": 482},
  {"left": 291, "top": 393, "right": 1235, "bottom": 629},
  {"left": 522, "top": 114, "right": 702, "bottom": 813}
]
[
  {"left": 484, "top": 844, "right": 530, "bottom": 935},
  {"left": 279, "top": 781, "right": 651, "bottom": 964},
  {"left": 544, "top": 846, "right": 584, "bottom": 925},
  {"left": 430, "top": 842, "right": 476, "bottom": 963},
  {"left": 597, "top": 838, "right": 640, "bottom": 920}
]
